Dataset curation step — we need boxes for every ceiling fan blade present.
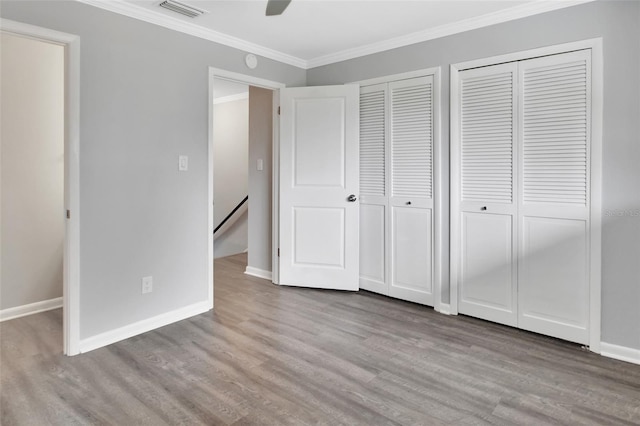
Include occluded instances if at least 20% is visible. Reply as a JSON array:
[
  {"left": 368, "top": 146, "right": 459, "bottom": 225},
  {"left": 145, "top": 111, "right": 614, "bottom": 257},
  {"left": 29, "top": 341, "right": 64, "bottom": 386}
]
[{"left": 265, "top": 0, "right": 292, "bottom": 16}]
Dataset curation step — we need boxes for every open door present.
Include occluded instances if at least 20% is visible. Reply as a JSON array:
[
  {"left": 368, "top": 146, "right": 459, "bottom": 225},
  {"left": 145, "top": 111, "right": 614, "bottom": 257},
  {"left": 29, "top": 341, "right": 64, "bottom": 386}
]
[{"left": 278, "top": 85, "right": 359, "bottom": 290}]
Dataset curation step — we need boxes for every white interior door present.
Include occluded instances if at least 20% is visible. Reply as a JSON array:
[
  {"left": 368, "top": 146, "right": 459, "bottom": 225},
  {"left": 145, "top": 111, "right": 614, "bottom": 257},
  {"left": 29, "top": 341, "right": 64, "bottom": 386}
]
[
  {"left": 279, "top": 85, "right": 359, "bottom": 290},
  {"left": 457, "top": 62, "right": 519, "bottom": 326}
]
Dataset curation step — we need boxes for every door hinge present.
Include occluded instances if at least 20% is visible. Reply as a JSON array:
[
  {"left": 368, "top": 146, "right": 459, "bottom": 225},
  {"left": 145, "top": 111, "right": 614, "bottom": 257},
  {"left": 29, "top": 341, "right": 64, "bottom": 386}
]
[
  {"left": 66, "top": 210, "right": 71, "bottom": 219},
  {"left": 278, "top": 106, "right": 281, "bottom": 115},
  {"left": 277, "top": 248, "right": 280, "bottom": 257}
]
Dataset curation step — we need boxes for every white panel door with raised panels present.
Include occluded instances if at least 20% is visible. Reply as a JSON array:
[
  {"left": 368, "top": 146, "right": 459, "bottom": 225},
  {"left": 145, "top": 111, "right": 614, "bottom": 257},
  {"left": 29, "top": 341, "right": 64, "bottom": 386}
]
[
  {"left": 458, "top": 62, "right": 518, "bottom": 326},
  {"left": 279, "top": 85, "right": 359, "bottom": 290}
]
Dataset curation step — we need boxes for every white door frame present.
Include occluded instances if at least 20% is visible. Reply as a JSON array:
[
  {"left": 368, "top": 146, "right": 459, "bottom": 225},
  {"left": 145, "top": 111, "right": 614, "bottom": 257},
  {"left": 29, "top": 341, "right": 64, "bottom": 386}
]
[
  {"left": 1, "top": 19, "right": 82, "bottom": 356},
  {"left": 449, "top": 38, "right": 603, "bottom": 353},
  {"left": 208, "top": 68, "right": 285, "bottom": 298}
]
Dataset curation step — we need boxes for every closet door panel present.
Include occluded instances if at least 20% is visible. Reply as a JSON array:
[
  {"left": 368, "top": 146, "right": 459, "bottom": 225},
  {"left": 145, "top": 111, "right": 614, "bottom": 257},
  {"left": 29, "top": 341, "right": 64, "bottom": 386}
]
[
  {"left": 517, "top": 50, "right": 591, "bottom": 343},
  {"left": 359, "top": 84, "right": 388, "bottom": 294},
  {"left": 388, "top": 76, "right": 434, "bottom": 306},
  {"left": 519, "top": 216, "right": 588, "bottom": 343},
  {"left": 359, "top": 203, "right": 387, "bottom": 294},
  {"left": 457, "top": 63, "right": 518, "bottom": 325},
  {"left": 460, "top": 212, "right": 516, "bottom": 326},
  {"left": 390, "top": 206, "right": 432, "bottom": 304}
]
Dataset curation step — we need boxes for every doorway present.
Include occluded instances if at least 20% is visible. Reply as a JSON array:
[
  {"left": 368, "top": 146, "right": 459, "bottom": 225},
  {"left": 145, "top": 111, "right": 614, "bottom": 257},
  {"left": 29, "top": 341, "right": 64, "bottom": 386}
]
[
  {"left": 208, "top": 68, "right": 284, "bottom": 306},
  {"left": 0, "top": 20, "right": 80, "bottom": 355},
  {"left": 212, "top": 80, "right": 250, "bottom": 260}
]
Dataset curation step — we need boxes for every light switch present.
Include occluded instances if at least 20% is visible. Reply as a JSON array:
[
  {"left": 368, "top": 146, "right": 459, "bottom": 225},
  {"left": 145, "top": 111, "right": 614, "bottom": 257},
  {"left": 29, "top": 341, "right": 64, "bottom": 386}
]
[
  {"left": 179, "top": 155, "right": 188, "bottom": 171},
  {"left": 257, "top": 159, "right": 264, "bottom": 171}
]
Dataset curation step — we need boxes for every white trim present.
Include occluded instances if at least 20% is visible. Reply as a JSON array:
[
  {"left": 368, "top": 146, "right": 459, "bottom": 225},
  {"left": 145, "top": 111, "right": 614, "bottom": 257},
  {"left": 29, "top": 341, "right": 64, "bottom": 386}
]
[
  {"left": 432, "top": 67, "right": 443, "bottom": 314},
  {"left": 306, "top": 0, "right": 595, "bottom": 68},
  {"left": 351, "top": 69, "right": 441, "bottom": 87},
  {"left": 79, "top": 301, "right": 210, "bottom": 353},
  {"left": 74, "top": 0, "right": 593, "bottom": 70},
  {"left": 1, "top": 19, "right": 82, "bottom": 356},
  {"left": 213, "top": 92, "right": 248, "bottom": 105},
  {"left": 449, "top": 38, "right": 603, "bottom": 350},
  {"left": 208, "top": 70, "right": 215, "bottom": 311},
  {"left": 600, "top": 343, "right": 640, "bottom": 366},
  {"left": 450, "top": 38, "right": 602, "bottom": 71},
  {"left": 588, "top": 38, "right": 603, "bottom": 354},
  {"left": 271, "top": 89, "right": 281, "bottom": 285},
  {"left": 75, "top": 0, "right": 307, "bottom": 69},
  {"left": 0, "top": 298, "right": 63, "bottom": 322},
  {"left": 450, "top": 64, "right": 461, "bottom": 316},
  {"left": 244, "top": 267, "right": 273, "bottom": 281},
  {"left": 435, "top": 303, "right": 451, "bottom": 316},
  {"left": 210, "top": 68, "right": 286, "bottom": 91}
]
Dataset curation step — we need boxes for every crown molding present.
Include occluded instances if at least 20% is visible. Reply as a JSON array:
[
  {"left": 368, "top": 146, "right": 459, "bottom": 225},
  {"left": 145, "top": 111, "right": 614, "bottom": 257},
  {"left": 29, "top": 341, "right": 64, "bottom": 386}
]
[
  {"left": 306, "top": 0, "right": 595, "bottom": 69},
  {"left": 213, "top": 92, "right": 248, "bottom": 105},
  {"left": 75, "top": 0, "right": 307, "bottom": 69},
  {"left": 76, "top": 0, "right": 595, "bottom": 71}
]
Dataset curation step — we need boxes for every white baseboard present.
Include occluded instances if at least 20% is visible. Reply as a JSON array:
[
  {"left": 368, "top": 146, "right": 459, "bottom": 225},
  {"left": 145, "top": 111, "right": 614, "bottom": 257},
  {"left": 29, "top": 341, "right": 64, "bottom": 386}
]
[
  {"left": 435, "top": 303, "right": 451, "bottom": 315},
  {"left": 244, "top": 266, "right": 272, "bottom": 281},
  {"left": 600, "top": 342, "right": 640, "bottom": 366},
  {"left": 0, "top": 297, "right": 63, "bottom": 322},
  {"left": 79, "top": 300, "right": 210, "bottom": 354}
]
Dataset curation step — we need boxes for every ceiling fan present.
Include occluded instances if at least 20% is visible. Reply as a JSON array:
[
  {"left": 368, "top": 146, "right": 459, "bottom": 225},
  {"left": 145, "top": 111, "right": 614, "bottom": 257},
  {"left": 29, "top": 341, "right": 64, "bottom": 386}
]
[{"left": 266, "top": 0, "right": 292, "bottom": 16}]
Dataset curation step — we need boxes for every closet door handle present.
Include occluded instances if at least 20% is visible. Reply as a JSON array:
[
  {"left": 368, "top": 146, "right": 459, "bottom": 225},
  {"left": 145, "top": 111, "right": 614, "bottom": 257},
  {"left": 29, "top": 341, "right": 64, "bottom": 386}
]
[
  {"left": 481, "top": 206, "right": 487, "bottom": 211},
  {"left": 406, "top": 201, "right": 412, "bottom": 205},
  {"left": 347, "top": 194, "right": 357, "bottom": 202}
]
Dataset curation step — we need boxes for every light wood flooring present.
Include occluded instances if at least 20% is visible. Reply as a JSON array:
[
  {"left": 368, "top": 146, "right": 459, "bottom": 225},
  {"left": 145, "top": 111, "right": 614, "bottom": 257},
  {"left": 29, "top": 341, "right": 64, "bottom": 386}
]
[{"left": 1, "top": 253, "right": 640, "bottom": 425}]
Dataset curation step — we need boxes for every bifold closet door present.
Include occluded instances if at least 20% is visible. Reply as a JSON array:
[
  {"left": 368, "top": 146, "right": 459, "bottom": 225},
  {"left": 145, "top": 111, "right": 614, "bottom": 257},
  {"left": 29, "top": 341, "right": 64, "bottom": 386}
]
[
  {"left": 455, "top": 50, "right": 592, "bottom": 344},
  {"left": 388, "top": 76, "right": 434, "bottom": 306},
  {"left": 359, "top": 83, "right": 388, "bottom": 294},
  {"left": 457, "top": 62, "right": 518, "bottom": 326},
  {"left": 517, "top": 50, "right": 591, "bottom": 344}
]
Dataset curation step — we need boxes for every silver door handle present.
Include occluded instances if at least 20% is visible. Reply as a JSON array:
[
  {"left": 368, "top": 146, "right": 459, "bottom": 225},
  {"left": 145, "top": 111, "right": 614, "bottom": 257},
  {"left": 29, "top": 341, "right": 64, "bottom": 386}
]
[{"left": 347, "top": 194, "right": 357, "bottom": 202}]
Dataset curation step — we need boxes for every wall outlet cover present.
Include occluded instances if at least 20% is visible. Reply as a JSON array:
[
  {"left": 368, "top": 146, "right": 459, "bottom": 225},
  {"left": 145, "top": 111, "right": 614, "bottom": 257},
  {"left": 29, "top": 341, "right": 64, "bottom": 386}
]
[
  {"left": 178, "top": 155, "right": 189, "bottom": 171},
  {"left": 142, "top": 276, "right": 153, "bottom": 294}
]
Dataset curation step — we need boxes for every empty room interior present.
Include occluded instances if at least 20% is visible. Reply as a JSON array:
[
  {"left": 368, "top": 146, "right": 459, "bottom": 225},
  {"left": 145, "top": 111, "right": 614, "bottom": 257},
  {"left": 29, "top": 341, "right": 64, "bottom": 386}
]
[{"left": 1, "top": 0, "right": 639, "bottom": 424}]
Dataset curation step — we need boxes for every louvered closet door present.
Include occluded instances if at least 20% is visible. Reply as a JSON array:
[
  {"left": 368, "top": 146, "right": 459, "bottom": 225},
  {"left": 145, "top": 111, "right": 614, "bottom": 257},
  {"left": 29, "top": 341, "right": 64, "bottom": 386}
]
[
  {"left": 517, "top": 50, "right": 591, "bottom": 344},
  {"left": 359, "top": 83, "right": 388, "bottom": 294},
  {"left": 458, "top": 63, "right": 518, "bottom": 326},
  {"left": 388, "top": 76, "right": 434, "bottom": 306}
]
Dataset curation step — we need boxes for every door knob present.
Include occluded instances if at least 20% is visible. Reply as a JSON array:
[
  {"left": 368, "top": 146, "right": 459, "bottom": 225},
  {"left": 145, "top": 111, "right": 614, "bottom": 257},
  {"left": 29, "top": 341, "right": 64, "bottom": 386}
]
[
  {"left": 481, "top": 206, "right": 487, "bottom": 211},
  {"left": 406, "top": 201, "right": 412, "bottom": 205},
  {"left": 347, "top": 194, "right": 357, "bottom": 202}
]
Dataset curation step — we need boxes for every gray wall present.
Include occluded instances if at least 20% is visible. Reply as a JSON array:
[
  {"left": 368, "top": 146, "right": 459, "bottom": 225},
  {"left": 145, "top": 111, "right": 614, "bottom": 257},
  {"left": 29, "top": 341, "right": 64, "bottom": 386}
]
[
  {"left": 214, "top": 211, "right": 248, "bottom": 259},
  {"left": 213, "top": 98, "right": 248, "bottom": 259},
  {"left": 1, "top": 33, "right": 64, "bottom": 310},
  {"left": 247, "top": 86, "right": 274, "bottom": 273},
  {"left": 308, "top": 0, "right": 640, "bottom": 350},
  {"left": 0, "top": 1, "right": 305, "bottom": 339}
]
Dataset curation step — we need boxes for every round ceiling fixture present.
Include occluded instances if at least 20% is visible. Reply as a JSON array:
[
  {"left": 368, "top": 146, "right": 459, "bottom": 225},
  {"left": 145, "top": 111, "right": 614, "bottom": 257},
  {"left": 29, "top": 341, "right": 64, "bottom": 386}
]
[{"left": 245, "top": 54, "right": 258, "bottom": 69}]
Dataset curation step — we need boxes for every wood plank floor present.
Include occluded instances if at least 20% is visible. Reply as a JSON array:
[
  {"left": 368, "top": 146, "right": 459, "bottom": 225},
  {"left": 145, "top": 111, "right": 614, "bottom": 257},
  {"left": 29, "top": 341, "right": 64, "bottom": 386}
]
[{"left": 2, "top": 253, "right": 639, "bottom": 425}]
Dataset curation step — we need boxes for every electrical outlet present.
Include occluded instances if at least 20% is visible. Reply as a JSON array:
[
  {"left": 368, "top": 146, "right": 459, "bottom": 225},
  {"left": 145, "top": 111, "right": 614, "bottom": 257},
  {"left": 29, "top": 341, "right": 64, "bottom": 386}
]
[{"left": 142, "top": 276, "right": 153, "bottom": 294}]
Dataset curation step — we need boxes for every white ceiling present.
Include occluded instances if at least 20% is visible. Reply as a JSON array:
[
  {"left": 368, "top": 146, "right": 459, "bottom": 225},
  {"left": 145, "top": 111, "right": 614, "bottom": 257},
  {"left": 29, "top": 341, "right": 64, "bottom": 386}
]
[{"left": 91, "top": 0, "right": 592, "bottom": 68}]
